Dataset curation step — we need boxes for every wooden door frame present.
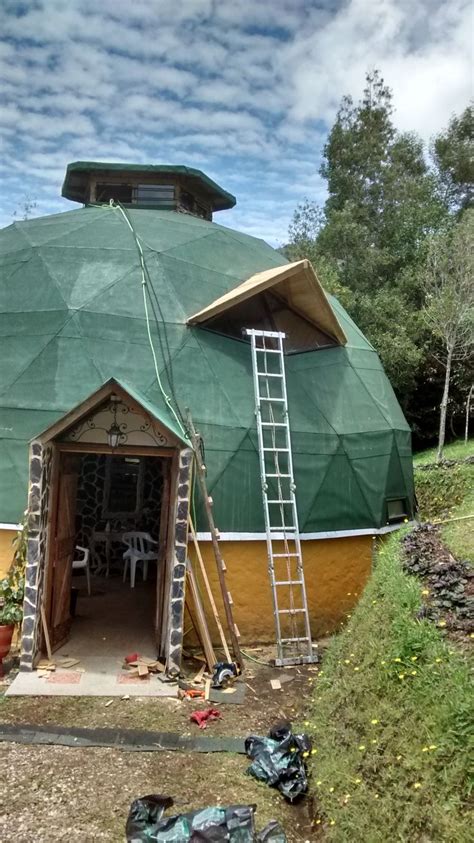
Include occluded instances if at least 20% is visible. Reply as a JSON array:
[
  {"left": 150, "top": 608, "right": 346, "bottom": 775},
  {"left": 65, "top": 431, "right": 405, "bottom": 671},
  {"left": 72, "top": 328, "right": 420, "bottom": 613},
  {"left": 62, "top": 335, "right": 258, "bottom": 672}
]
[{"left": 40, "top": 440, "right": 179, "bottom": 658}]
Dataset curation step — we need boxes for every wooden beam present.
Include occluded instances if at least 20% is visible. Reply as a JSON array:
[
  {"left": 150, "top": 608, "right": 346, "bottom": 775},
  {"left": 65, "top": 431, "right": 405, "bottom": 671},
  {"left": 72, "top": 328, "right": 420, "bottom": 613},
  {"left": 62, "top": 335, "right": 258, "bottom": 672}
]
[
  {"left": 188, "top": 515, "right": 231, "bottom": 662},
  {"left": 185, "top": 560, "right": 216, "bottom": 671}
]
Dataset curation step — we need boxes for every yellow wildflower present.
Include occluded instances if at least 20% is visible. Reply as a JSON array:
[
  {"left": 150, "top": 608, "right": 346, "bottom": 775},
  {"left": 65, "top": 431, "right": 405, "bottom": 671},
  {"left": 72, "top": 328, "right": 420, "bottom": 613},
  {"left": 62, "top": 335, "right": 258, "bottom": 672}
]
[
  {"left": 394, "top": 657, "right": 402, "bottom": 663},
  {"left": 381, "top": 660, "right": 386, "bottom": 665},
  {"left": 311, "top": 749, "right": 318, "bottom": 755},
  {"left": 347, "top": 592, "right": 352, "bottom": 596},
  {"left": 371, "top": 739, "right": 377, "bottom": 744},
  {"left": 410, "top": 656, "right": 418, "bottom": 661},
  {"left": 429, "top": 745, "right": 437, "bottom": 750},
  {"left": 315, "top": 819, "right": 321, "bottom": 825},
  {"left": 422, "top": 747, "right": 429, "bottom": 752},
  {"left": 374, "top": 794, "right": 379, "bottom": 799},
  {"left": 413, "top": 782, "right": 422, "bottom": 789},
  {"left": 438, "top": 620, "right": 447, "bottom": 628},
  {"left": 435, "top": 658, "right": 442, "bottom": 663},
  {"left": 354, "top": 666, "right": 360, "bottom": 672},
  {"left": 330, "top": 820, "right": 336, "bottom": 826},
  {"left": 303, "top": 751, "right": 309, "bottom": 758},
  {"left": 421, "top": 589, "right": 429, "bottom": 596},
  {"left": 411, "top": 670, "right": 417, "bottom": 676},
  {"left": 371, "top": 719, "right": 379, "bottom": 724},
  {"left": 344, "top": 659, "right": 351, "bottom": 664},
  {"left": 329, "top": 787, "right": 334, "bottom": 793},
  {"left": 316, "top": 780, "right": 322, "bottom": 786},
  {"left": 396, "top": 755, "right": 402, "bottom": 760},
  {"left": 304, "top": 720, "right": 310, "bottom": 726},
  {"left": 371, "top": 600, "right": 377, "bottom": 605},
  {"left": 398, "top": 673, "right": 405, "bottom": 680},
  {"left": 355, "top": 778, "right": 362, "bottom": 784},
  {"left": 358, "top": 744, "right": 366, "bottom": 751}
]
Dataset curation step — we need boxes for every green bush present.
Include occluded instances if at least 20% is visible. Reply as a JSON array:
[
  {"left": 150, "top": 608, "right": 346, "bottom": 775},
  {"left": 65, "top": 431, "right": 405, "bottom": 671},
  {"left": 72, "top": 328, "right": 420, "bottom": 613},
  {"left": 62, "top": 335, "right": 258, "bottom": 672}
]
[
  {"left": 414, "top": 462, "right": 473, "bottom": 521},
  {"left": 308, "top": 533, "right": 472, "bottom": 842}
]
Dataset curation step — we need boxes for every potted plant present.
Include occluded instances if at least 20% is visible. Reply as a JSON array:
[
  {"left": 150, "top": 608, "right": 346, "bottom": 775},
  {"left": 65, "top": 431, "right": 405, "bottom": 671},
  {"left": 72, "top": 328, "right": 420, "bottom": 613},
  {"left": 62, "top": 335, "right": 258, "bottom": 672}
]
[{"left": 0, "top": 520, "right": 26, "bottom": 677}]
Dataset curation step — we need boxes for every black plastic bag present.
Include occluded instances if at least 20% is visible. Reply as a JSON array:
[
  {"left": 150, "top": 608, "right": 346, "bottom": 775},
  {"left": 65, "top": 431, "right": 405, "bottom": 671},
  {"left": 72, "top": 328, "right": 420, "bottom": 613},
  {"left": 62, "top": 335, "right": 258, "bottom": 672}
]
[
  {"left": 125, "top": 794, "right": 286, "bottom": 842},
  {"left": 245, "top": 721, "right": 311, "bottom": 802}
]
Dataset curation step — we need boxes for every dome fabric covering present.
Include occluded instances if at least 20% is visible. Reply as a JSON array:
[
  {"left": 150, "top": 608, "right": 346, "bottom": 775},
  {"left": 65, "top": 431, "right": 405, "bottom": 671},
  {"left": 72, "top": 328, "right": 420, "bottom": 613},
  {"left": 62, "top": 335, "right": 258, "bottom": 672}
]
[{"left": 0, "top": 204, "right": 414, "bottom": 530}]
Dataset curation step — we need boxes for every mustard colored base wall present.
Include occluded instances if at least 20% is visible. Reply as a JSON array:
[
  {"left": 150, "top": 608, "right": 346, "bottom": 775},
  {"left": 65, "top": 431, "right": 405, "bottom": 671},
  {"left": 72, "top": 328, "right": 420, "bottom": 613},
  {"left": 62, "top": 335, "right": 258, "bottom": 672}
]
[
  {"left": 0, "top": 529, "right": 16, "bottom": 577},
  {"left": 186, "top": 535, "right": 374, "bottom": 645}
]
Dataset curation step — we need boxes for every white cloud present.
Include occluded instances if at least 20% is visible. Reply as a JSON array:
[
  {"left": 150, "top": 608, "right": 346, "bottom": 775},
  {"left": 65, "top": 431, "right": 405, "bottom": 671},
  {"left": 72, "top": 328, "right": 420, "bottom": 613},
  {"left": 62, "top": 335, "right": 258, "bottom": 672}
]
[{"left": 0, "top": 0, "right": 471, "bottom": 241}]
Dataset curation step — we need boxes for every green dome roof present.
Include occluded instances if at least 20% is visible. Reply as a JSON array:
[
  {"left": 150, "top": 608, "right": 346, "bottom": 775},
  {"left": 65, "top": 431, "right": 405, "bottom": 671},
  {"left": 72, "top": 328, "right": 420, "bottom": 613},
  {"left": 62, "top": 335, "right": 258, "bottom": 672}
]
[{"left": 0, "top": 205, "right": 414, "bottom": 529}]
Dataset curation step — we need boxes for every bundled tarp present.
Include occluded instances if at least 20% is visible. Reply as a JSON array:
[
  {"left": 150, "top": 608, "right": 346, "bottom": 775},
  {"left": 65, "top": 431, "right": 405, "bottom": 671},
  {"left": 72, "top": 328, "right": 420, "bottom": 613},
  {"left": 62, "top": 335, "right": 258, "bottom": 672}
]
[
  {"left": 125, "top": 795, "right": 287, "bottom": 842},
  {"left": 245, "top": 722, "right": 311, "bottom": 802}
]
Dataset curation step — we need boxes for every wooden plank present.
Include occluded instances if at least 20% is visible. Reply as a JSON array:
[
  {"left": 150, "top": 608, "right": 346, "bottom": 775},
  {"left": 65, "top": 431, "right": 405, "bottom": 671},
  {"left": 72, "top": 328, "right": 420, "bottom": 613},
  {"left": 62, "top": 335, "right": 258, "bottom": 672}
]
[
  {"left": 40, "top": 604, "right": 53, "bottom": 662},
  {"left": 186, "top": 560, "right": 216, "bottom": 671},
  {"left": 188, "top": 515, "right": 231, "bottom": 663},
  {"left": 138, "top": 663, "right": 149, "bottom": 678},
  {"left": 186, "top": 414, "right": 242, "bottom": 665}
]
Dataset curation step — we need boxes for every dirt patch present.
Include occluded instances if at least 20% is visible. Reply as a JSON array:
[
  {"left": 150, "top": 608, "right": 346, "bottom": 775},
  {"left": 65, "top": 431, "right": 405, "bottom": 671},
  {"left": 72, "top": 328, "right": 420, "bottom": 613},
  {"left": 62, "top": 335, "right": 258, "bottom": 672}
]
[
  {"left": 0, "top": 649, "right": 320, "bottom": 739},
  {"left": 0, "top": 743, "right": 315, "bottom": 842}
]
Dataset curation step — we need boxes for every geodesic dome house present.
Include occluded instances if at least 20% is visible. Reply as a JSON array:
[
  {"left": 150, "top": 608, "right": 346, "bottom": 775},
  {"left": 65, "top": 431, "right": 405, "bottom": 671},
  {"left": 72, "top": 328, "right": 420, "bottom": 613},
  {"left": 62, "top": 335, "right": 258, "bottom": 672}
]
[{"left": 0, "top": 162, "right": 414, "bottom": 676}]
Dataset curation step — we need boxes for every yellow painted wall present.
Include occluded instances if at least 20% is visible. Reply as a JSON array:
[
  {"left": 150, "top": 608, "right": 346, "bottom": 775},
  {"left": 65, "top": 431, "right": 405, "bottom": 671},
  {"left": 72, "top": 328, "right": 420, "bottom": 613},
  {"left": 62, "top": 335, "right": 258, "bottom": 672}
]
[
  {"left": 186, "top": 535, "right": 373, "bottom": 645},
  {"left": 0, "top": 529, "right": 16, "bottom": 577}
]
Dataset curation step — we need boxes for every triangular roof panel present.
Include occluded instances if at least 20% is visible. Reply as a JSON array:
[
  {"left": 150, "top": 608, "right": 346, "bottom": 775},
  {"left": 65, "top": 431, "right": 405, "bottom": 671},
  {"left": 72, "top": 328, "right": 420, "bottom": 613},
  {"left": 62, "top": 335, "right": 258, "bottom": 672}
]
[{"left": 187, "top": 259, "right": 347, "bottom": 345}]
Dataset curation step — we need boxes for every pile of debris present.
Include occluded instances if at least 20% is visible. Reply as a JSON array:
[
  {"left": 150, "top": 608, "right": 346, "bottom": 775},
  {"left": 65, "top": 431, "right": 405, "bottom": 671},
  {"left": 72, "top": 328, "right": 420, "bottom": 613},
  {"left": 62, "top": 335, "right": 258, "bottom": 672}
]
[
  {"left": 122, "top": 652, "right": 166, "bottom": 679},
  {"left": 35, "top": 655, "right": 81, "bottom": 677},
  {"left": 402, "top": 523, "right": 473, "bottom": 638}
]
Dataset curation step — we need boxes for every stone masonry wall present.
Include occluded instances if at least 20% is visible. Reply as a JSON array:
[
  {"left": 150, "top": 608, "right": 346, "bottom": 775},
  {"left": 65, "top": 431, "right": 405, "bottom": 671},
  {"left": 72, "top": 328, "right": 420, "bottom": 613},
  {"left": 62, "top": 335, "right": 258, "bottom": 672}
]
[{"left": 165, "top": 447, "right": 193, "bottom": 676}]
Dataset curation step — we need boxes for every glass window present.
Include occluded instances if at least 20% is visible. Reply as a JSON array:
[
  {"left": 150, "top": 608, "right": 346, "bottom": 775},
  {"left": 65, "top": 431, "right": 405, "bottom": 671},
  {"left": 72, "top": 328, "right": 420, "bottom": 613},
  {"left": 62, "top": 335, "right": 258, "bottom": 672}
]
[{"left": 103, "top": 456, "right": 144, "bottom": 517}]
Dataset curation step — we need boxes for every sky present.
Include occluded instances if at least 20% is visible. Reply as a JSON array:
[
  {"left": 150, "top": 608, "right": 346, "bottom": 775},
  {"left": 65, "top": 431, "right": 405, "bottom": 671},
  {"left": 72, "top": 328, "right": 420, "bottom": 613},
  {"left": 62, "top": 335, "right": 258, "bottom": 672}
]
[{"left": 0, "top": 0, "right": 471, "bottom": 245}]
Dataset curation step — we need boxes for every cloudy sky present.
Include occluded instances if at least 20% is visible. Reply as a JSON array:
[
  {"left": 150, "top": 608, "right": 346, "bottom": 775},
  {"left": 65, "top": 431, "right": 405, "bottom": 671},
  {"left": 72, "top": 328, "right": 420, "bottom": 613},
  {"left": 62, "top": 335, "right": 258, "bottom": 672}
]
[{"left": 0, "top": 0, "right": 471, "bottom": 244}]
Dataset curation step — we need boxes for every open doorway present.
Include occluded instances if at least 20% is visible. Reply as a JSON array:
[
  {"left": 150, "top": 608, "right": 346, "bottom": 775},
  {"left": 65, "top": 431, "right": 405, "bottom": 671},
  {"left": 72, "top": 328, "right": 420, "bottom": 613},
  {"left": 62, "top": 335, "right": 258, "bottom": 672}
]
[{"left": 37, "top": 445, "right": 174, "bottom": 693}]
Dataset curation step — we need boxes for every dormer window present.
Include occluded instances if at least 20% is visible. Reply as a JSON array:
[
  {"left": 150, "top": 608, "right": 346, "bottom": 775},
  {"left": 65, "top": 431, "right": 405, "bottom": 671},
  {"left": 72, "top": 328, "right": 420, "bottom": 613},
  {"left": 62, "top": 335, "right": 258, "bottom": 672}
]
[{"left": 188, "top": 260, "right": 347, "bottom": 354}]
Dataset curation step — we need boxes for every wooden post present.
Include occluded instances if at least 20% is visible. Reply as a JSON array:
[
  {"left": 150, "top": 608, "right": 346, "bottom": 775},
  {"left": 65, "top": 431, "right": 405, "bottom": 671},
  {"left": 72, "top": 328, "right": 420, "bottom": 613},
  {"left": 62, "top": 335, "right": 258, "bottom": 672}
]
[
  {"left": 189, "top": 515, "right": 231, "bottom": 662},
  {"left": 186, "top": 412, "right": 242, "bottom": 666}
]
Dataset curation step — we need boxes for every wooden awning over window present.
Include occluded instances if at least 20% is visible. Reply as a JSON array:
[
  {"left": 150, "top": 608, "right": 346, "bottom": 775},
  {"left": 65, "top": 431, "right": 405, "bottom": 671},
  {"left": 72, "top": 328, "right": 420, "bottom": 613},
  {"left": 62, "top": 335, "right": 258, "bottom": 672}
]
[{"left": 187, "top": 259, "right": 347, "bottom": 345}]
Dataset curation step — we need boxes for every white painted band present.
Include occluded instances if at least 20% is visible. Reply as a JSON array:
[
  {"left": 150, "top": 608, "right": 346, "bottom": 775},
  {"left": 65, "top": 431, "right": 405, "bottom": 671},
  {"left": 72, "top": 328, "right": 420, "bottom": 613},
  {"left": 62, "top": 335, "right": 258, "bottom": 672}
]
[{"left": 195, "top": 522, "right": 414, "bottom": 541}]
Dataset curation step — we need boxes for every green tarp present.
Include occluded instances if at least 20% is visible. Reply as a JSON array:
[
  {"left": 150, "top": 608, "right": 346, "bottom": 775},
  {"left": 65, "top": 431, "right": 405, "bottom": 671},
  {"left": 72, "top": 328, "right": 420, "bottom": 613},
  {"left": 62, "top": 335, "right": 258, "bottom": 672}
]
[{"left": 0, "top": 204, "right": 414, "bottom": 529}]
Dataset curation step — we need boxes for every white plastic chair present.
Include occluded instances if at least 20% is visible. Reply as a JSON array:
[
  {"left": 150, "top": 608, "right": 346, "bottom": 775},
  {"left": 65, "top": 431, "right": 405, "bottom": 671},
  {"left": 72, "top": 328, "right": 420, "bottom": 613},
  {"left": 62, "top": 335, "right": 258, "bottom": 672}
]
[
  {"left": 122, "top": 532, "right": 158, "bottom": 588},
  {"left": 72, "top": 546, "right": 91, "bottom": 596}
]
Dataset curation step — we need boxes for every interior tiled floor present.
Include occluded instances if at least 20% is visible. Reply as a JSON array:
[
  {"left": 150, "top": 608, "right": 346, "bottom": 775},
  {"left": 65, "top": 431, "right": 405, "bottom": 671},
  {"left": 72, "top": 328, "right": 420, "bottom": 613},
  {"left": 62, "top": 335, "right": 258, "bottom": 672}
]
[{"left": 7, "top": 572, "right": 177, "bottom": 697}]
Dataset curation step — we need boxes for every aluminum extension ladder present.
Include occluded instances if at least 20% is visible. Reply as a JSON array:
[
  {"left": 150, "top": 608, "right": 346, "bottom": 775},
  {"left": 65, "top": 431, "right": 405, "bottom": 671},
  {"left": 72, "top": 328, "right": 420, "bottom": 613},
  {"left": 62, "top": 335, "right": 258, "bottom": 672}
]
[{"left": 245, "top": 329, "right": 317, "bottom": 666}]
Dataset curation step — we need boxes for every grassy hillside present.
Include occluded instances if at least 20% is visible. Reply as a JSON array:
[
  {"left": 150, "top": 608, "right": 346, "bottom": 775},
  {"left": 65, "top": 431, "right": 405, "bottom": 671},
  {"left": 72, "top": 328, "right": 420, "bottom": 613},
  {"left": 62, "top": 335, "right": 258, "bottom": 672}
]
[
  {"left": 308, "top": 534, "right": 472, "bottom": 841},
  {"left": 413, "top": 438, "right": 473, "bottom": 562},
  {"left": 412, "top": 439, "right": 473, "bottom": 466}
]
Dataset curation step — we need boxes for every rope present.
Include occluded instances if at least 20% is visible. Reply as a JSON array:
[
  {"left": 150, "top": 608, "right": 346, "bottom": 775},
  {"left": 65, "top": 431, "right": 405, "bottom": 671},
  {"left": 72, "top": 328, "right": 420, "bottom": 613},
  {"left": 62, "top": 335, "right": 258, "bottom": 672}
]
[{"left": 111, "top": 202, "right": 186, "bottom": 438}]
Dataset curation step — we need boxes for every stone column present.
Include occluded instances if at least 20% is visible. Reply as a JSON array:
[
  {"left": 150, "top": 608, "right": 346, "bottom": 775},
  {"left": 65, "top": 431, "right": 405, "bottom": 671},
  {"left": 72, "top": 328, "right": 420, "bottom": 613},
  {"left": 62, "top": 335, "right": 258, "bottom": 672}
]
[
  {"left": 165, "top": 447, "right": 193, "bottom": 677},
  {"left": 20, "top": 441, "right": 52, "bottom": 671}
]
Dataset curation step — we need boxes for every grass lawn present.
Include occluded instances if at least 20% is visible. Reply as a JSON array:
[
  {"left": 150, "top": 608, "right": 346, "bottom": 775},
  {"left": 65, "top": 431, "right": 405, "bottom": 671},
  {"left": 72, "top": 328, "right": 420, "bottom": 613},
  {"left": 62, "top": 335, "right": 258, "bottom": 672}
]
[
  {"left": 307, "top": 533, "right": 472, "bottom": 842},
  {"left": 412, "top": 438, "right": 473, "bottom": 466}
]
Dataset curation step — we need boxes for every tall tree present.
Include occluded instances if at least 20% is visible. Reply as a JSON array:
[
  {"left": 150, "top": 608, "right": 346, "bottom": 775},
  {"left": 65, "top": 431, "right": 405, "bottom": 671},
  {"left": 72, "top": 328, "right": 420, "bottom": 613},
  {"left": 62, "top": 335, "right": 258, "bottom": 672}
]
[
  {"left": 421, "top": 211, "right": 474, "bottom": 460},
  {"left": 431, "top": 106, "right": 474, "bottom": 213}
]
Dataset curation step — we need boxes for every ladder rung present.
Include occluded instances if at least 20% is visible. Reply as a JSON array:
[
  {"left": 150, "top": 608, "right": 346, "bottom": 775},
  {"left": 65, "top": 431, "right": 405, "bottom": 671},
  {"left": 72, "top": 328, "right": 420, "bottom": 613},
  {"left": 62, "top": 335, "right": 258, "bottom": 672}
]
[
  {"left": 265, "top": 472, "right": 291, "bottom": 477},
  {"left": 269, "top": 526, "right": 295, "bottom": 532},
  {"left": 280, "top": 637, "right": 310, "bottom": 643},
  {"left": 267, "top": 499, "right": 293, "bottom": 504},
  {"left": 259, "top": 397, "right": 285, "bottom": 402},
  {"left": 272, "top": 553, "right": 299, "bottom": 558},
  {"left": 277, "top": 608, "right": 306, "bottom": 614},
  {"left": 274, "top": 580, "right": 303, "bottom": 585},
  {"left": 255, "top": 347, "right": 282, "bottom": 353},
  {"left": 256, "top": 372, "right": 283, "bottom": 378},
  {"left": 263, "top": 447, "right": 289, "bottom": 452},
  {"left": 261, "top": 422, "right": 286, "bottom": 427}
]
